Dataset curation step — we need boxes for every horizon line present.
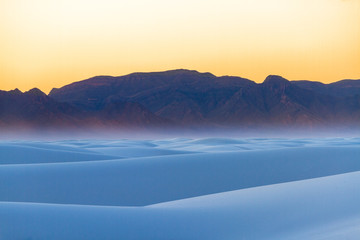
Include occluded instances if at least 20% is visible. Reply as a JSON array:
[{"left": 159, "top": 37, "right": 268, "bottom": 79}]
[{"left": 1, "top": 68, "right": 360, "bottom": 94}]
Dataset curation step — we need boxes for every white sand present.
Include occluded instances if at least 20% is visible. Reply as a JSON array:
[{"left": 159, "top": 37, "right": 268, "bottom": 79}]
[{"left": 0, "top": 137, "right": 359, "bottom": 239}]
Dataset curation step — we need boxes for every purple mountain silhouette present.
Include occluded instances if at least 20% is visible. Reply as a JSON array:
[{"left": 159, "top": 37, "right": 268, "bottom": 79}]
[{"left": 1, "top": 69, "right": 359, "bottom": 130}]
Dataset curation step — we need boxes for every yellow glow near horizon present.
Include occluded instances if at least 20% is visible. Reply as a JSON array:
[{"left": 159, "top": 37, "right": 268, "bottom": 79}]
[{"left": 1, "top": 0, "right": 359, "bottom": 93}]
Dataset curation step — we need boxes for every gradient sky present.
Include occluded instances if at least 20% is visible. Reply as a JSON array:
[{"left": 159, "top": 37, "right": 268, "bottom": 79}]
[{"left": 1, "top": 0, "right": 359, "bottom": 93}]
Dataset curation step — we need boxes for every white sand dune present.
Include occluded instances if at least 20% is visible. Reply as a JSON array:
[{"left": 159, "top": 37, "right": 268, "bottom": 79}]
[
  {"left": 1, "top": 171, "right": 360, "bottom": 240},
  {"left": 0, "top": 138, "right": 359, "bottom": 239},
  {"left": 2, "top": 146, "right": 360, "bottom": 206},
  {"left": 84, "top": 146, "right": 194, "bottom": 158},
  {"left": 0, "top": 143, "right": 118, "bottom": 164}
]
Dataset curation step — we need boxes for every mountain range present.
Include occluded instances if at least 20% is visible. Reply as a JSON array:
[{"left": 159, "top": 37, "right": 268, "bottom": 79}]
[{"left": 1, "top": 69, "right": 359, "bottom": 130}]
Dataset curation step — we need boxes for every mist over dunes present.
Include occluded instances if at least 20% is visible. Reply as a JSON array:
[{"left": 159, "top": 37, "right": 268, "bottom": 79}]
[{"left": 1, "top": 69, "right": 359, "bottom": 131}]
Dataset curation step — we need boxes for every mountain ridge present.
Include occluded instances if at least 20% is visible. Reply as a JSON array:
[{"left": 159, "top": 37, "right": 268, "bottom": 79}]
[{"left": 1, "top": 69, "right": 359, "bottom": 130}]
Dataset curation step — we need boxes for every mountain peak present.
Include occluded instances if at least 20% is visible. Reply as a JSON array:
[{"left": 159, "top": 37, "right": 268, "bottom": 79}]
[
  {"left": 263, "top": 75, "right": 290, "bottom": 87},
  {"left": 129, "top": 69, "right": 216, "bottom": 78},
  {"left": 49, "top": 88, "right": 60, "bottom": 96},
  {"left": 264, "top": 75, "right": 289, "bottom": 83},
  {"left": 25, "top": 88, "right": 47, "bottom": 97},
  {"left": 9, "top": 88, "right": 23, "bottom": 95},
  {"left": 173, "top": 69, "right": 214, "bottom": 76}
]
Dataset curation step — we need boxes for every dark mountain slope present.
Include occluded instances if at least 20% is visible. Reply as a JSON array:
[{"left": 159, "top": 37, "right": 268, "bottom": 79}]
[
  {"left": 50, "top": 69, "right": 256, "bottom": 125},
  {"left": 49, "top": 70, "right": 360, "bottom": 127},
  {"left": 1, "top": 70, "right": 359, "bottom": 129},
  {"left": 0, "top": 88, "right": 168, "bottom": 129},
  {"left": 0, "top": 88, "right": 80, "bottom": 128},
  {"left": 292, "top": 79, "right": 360, "bottom": 97}
]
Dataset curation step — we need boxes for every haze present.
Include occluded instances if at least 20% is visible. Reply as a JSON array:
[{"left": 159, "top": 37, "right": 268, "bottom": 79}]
[{"left": 1, "top": 0, "right": 359, "bottom": 93}]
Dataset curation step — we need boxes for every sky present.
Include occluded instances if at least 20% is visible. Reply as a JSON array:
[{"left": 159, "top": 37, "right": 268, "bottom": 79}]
[{"left": 0, "top": 0, "right": 359, "bottom": 93}]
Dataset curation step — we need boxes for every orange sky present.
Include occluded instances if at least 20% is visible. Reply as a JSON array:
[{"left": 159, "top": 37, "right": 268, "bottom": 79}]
[{"left": 1, "top": 0, "right": 359, "bottom": 93}]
